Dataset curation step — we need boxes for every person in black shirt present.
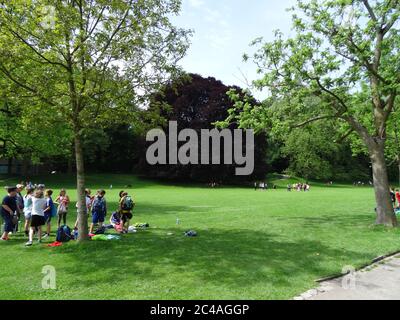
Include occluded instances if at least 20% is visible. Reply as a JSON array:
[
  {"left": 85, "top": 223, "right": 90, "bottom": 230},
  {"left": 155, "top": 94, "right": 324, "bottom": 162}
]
[{"left": 1, "top": 186, "right": 18, "bottom": 241}]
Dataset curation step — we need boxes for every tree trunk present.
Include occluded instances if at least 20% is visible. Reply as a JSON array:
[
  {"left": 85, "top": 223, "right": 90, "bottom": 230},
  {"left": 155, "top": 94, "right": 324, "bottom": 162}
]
[
  {"left": 370, "top": 140, "right": 397, "bottom": 226},
  {"left": 75, "top": 133, "right": 89, "bottom": 241}
]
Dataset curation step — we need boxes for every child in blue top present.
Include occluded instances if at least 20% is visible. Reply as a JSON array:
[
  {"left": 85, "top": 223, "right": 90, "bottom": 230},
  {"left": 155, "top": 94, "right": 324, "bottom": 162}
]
[
  {"left": 89, "top": 190, "right": 107, "bottom": 234},
  {"left": 43, "top": 189, "right": 54, "bottom": 238}
]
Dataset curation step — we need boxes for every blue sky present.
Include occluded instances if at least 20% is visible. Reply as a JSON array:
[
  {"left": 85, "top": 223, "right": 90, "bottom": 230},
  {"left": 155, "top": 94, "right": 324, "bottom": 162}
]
[{"left": 172, "top": 0, "right": 297, "bottom": 99}]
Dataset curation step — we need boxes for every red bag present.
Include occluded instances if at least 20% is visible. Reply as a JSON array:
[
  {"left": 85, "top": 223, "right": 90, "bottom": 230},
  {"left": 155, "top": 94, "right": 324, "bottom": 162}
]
[{"left": 47, "top": 241, "right": 63, "bottom": 247}]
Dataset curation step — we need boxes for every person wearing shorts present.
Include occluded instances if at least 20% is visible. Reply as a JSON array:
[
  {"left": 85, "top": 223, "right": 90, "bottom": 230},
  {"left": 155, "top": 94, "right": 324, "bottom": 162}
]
[
  {"left": 43, "top": 190, "right": 54, "bottom": 238},
  {"left": 23, "top": 187, "right": 34, "bottom": 236},
  {"left": 118, "top": 191, "right": 134, "bottom": 233},
  {"left": 1, "top": 186, "right": 18, "bottom": 241},
  {"left": 55, "top": 189, "right": 70, "bottom": 228},
  {"left": 26, "top": 190, "right": 46, "bottom": 246},
  {"left": 89, "top": 190, "right": 107, "bottom": 234}
]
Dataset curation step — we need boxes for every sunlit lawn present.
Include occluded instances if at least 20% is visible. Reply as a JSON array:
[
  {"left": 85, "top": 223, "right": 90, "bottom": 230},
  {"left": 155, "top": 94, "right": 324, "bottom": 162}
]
[{"left": 0, "top": 173, "right": 399, "bottom": 300}]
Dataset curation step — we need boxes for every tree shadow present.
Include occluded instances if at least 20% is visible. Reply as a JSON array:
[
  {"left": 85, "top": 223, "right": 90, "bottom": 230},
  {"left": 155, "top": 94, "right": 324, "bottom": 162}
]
[
  {"left": 273, "top": 214, "right": 376, "bottom": 229},
  {"left": 57, "top": 226, "right": 368, "bottom": 298}
]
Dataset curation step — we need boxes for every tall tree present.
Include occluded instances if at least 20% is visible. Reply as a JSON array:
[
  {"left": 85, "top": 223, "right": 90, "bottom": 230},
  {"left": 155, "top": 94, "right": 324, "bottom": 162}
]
[
  {"left": 138, "top": 73, "right": 268, "bottom": 183},
  {"left": 225, "top": 0, "right": 400, "bottom": 226},
  {"left": 0, "top": 0, "right": 191, "bottom": 239}
]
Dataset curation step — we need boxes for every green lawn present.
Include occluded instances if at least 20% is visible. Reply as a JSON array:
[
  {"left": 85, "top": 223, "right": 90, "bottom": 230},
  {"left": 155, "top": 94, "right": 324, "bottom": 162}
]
[{"left": 0, "top": 173, "right": 399, "bottom": 300}]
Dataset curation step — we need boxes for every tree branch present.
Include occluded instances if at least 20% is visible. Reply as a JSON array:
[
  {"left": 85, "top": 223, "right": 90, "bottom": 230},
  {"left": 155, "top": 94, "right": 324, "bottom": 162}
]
[
  {"left": 92, "top": 0, "right": 133, "bottom": 68},
  {"left": 362, "top": 0, "right": 378, "bottom": 22},
  {"left": 291, "top": 115, "right": 338, "bottom": 128},
  {"left": 6, "top": 27, "right": 69, "bottom": 70},
  {"left": 334, "top": 128, "right": 354, "bottom": 143},
  {"left": 0, "top": 64, "right": 56, "bottom": 107}
]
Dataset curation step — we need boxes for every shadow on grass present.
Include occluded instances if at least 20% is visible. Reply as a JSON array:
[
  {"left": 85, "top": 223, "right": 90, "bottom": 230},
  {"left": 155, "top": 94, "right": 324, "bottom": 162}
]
[
  {"left": 273, "top": 214, "right": 377, "bottom": 229},
  {"left": 57, "top": 226, "right": 368, "bottom": 293}
]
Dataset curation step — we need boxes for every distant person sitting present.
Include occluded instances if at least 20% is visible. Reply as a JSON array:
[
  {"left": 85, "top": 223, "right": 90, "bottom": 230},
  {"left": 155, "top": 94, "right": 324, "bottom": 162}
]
[{"left": 110, "top": 211, "right": 123, "bottom": 233}]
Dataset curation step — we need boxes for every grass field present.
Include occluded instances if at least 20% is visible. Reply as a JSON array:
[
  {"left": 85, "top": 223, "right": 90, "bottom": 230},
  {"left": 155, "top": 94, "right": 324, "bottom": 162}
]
[{"left": 0, "top": 173, "right": 399, "bottom": 300}]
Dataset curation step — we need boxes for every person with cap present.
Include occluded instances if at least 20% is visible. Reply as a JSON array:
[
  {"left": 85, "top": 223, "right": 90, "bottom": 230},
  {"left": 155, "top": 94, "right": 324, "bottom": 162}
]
[{"left": 1, "top": 186, "right": 18, "bottom": 240}]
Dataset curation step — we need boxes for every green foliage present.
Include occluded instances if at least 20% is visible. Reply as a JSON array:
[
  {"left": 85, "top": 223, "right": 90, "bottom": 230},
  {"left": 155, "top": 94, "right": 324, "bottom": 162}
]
[
  {"left": 0, "top": 0, "right": 192, "bottom": 158},
  {"left": 223, "top": 0, "right": 400, "bottom": 146},
  {"left": 283, "top": 123, "right": 338, "bottom": 180}
]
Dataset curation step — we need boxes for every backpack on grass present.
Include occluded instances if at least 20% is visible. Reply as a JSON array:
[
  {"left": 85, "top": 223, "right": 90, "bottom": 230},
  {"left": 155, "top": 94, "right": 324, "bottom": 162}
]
[
  {"left": 56, "top": 225, "right": 72, "bottom": 242},
  {"left": 94, "top": 226, "right": 106, "bottom": 235}
]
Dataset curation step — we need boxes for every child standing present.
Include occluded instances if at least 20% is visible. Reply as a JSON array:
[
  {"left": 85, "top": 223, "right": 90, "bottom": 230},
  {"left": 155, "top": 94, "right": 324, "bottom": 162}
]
[
  {"left": 55, "top": 189, "right": 70, "bottom": 228},
  {"left": 42, "top": 189, "right": 54, "bottom": 238},
  {"left": 118, "top": 191, "right": 134, "bottom": 233},
  {"left": 1, "top": 186, "right": 18, "bottom": 241},
  {"left": 23, "top": 187, "right": 34, "bottom": 236},
  {"left": 26, "top": 190, "right": 47, "bottom": 246},
  {"left": 74, "top": 189, "right": 93, "bottom": 229},
  {"left": 89, "top": 190, "right": 107, "bottom": 234}
]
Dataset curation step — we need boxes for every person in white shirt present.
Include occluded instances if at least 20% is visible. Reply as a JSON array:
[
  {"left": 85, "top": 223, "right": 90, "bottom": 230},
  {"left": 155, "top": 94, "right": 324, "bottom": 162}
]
[
  {"left": 23, "top": 187, "right": 34, "bottom": 236},
  {"left": 26, "top": 190, "right": 47, "bottom": 246},
  {"left": 74, "top": 189, "right": 93, "bottom": 229}
]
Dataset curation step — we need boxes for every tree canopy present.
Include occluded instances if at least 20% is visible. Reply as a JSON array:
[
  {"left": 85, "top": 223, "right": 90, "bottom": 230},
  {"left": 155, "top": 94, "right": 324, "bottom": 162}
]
[
  {"left": 223, "top": 0, "right": 400, "bottom": 226},
  {"left": 0, "top": 0, "right": 191, "bottom": 239}
]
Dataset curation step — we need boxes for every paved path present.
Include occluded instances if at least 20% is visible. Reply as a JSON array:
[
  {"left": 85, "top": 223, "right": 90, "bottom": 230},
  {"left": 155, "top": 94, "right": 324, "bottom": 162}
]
[{"left": 294, "top": 253, "right": 400, "bottom": 300}]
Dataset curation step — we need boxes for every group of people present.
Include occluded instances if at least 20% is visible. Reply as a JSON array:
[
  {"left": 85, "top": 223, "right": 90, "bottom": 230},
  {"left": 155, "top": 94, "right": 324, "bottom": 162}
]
[
  {"left": 1, "top": 183, "right": 136, "bottom": 246},
  {"left": 353, "top": 181, "right": 373, "bottom": 187},
  {"left": 254, "top": 182, "right": 277, "bottom": 190},
  {"left": 287, "top": 183, "right": 311, "bottom": 192}
]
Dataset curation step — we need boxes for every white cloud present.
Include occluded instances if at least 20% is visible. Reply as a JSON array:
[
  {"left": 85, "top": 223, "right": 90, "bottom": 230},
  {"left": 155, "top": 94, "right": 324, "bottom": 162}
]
[{"left": 188, "top": 0, "right": 204, "bottom": 8}]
